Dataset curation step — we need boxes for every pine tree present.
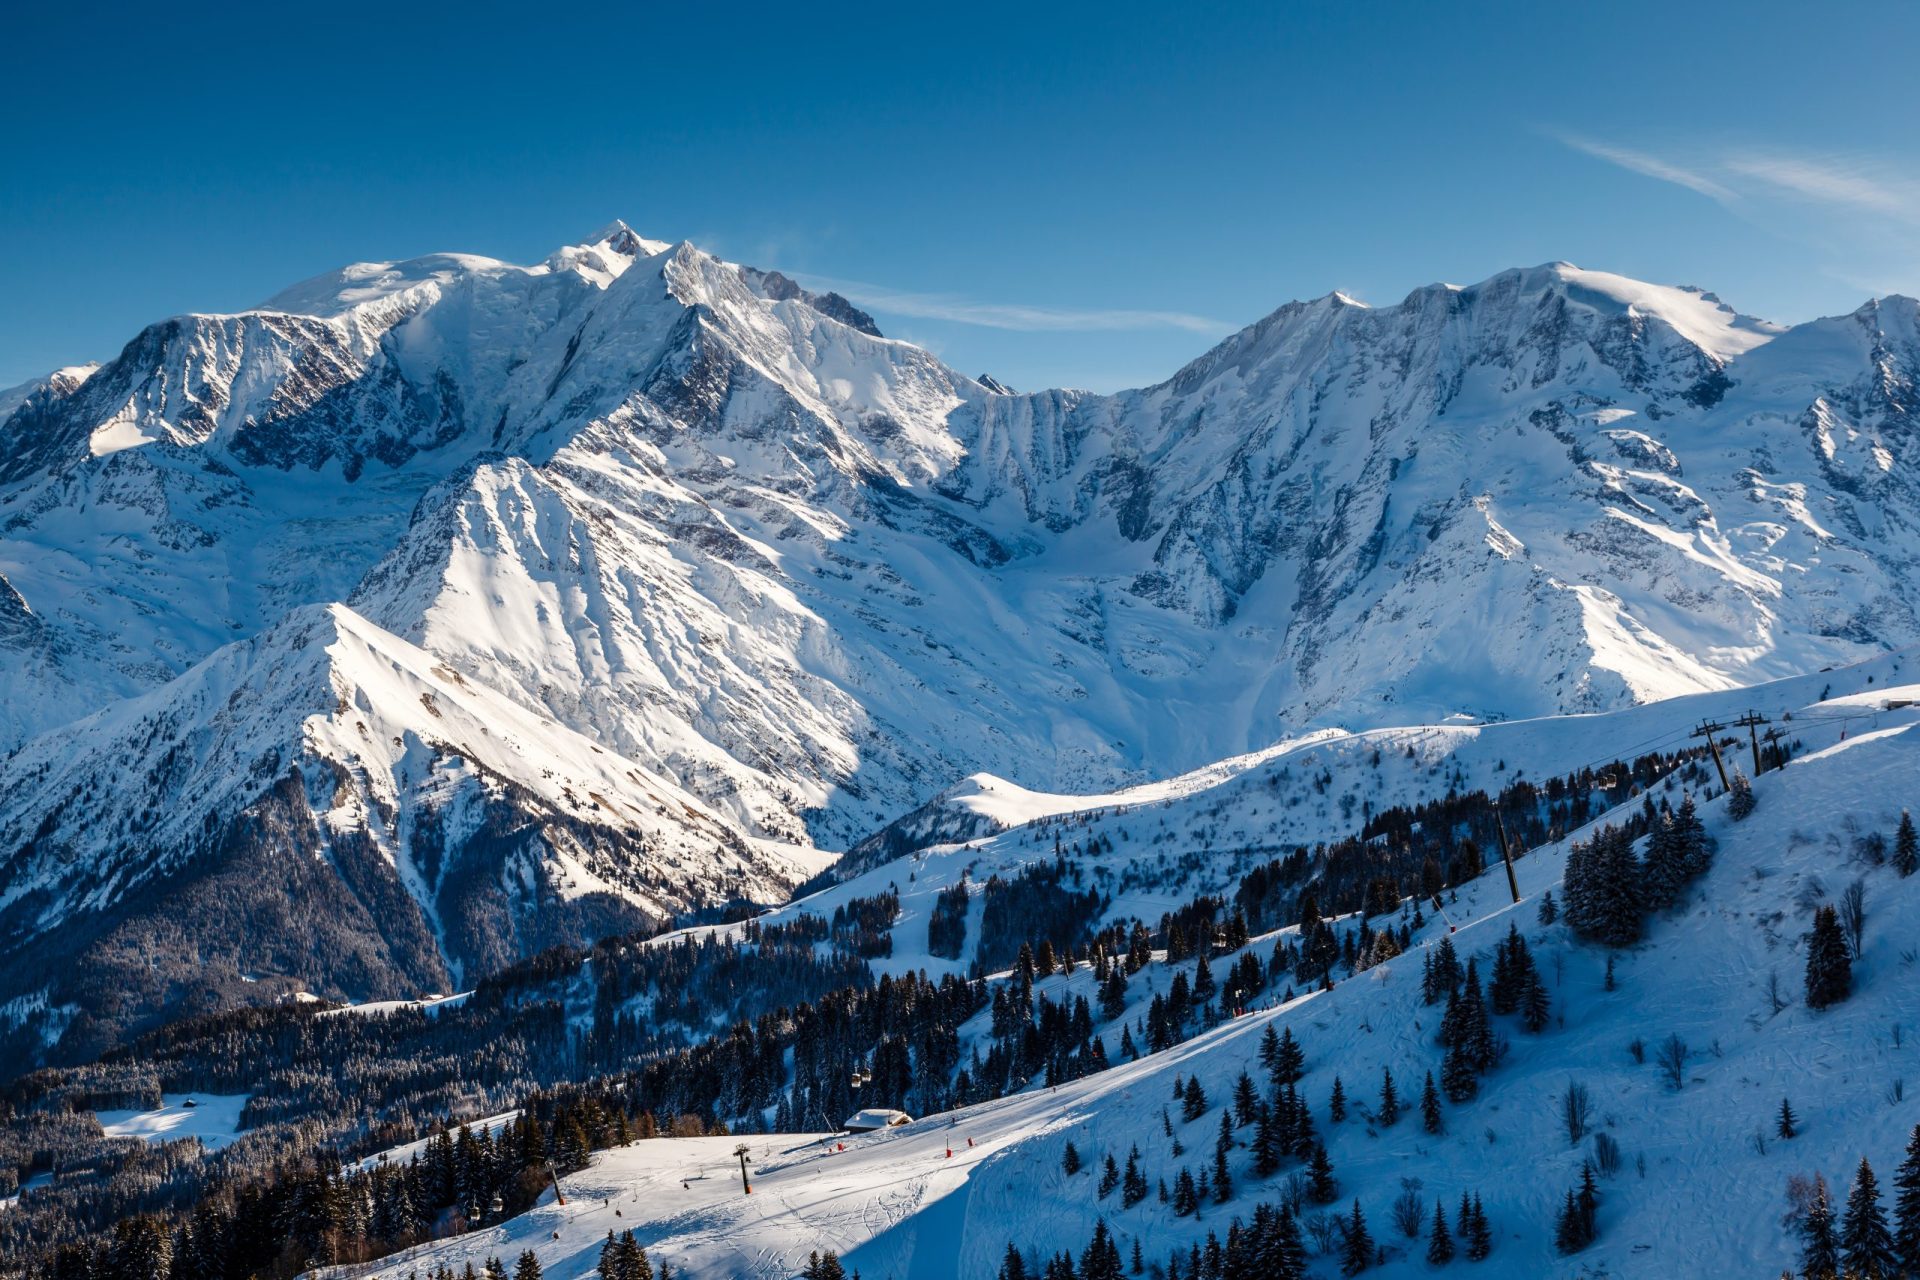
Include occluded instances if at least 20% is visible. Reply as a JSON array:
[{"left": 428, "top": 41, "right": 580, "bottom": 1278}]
[
  {"left": 1537, "top": 889, "right": 1557, "bottom": 926},
  {"left": 1213, "top": 1111, "right": 1235, "bottom": 1202},
  {"left": 1895, "top": 812, "right": 1918, "bottom": 879},
  {"left": 1591, "top": 826, "right": 1644, "bottom": 946},
  {"left": 1377, "top": 1067, "right": 1400, "bottom": 1126},
  {"left": 1892, "top": 1123, "right": 1920, "bottom": 1278},
  {"left": 1194, "top": 951, "right": 1216, "bottom": 1005},
  {"left": 1777, "top": 1097, "right": 1798, "bottom": 1140},
  {"left": 1079, "top": 1221, "right": 1124, "bottom": 1280},
  {"left": 619, "top": 1231, "right": 654, "bottom": 1280},
  {"left": 556, "top": 1114, "right": 591, "bottom": 1173},
  {"left": 1640, "top": 811, "right": 1687, "bottom": 910},
  {"left": 1173, "top": 1167, "right": 1199, "bottom": 1216},
  {"left": 1421, "top": 1071, "right": 1444, "bottom": 1135},
  {"left": 1562, "top": 836, "right": 1596, "bottom": 936},
  {"left": 1272, "top": 1206, "right": 1308, "bottom": 1280},
  {"left": 1328, "top": 1076, "right": 1347, "bottom": 1123},
  {"left": 1881, "top": 1128, "right": 1920, "bottom": 1274},
  {"left": 1438, "top": 977, "right": 1464, "bottom": 1047},
  {"left": 1440, "top": 1037, "right": 1475, "bottom": 1103},
  {"left": 1063, "top": 1141, "right": 1082, "bottom": 1176},
  {"left": 1841, "top": 1158, "right": 1896, "bottom": 1280},
  {"left": 1308, "top": 1142, "right": 1338, "bottom": 1204},
  {"left": 999, "top": 1241, "right": 1029, "bottom": 1280},
  {"left": 1123, "top": 1146, "right": 1149, "bottom": 1207},
  {"left": 1672, "top": 794, "right": 1714, "bottom": 878},
  {"left": 1234, "top": 1071, "right": 1260, "bottom": 1126},
  {"left": 1554, "top": 1190, "right": 1587, "bottom": 1253},
  {"left": 1290, "top": 1082, "right": 1317, "bottom": 1155},
  {"left": 514, "top": 1252, "right": 544, "bottom": 1280},
  {"left": 1340, "top": 1200, "right": 1374, "bottom": 1276},
  {"left": 1519, "top": 967, "right": 1552, "bottom": 1034},
  {"left": 1448, "top": 957, "right": 1496, "bottom": 1073},
  {"left": 1274, "top": 1027, "right": 1306, "bottom": 1085},
  {"left": 1576, "top": 1162, "right": 1601, "bottom": 1243},
  {"left": 1252, "top": 1102, "right": 1281, "bottom": 1177},
  {"left": 1463, "top": 1194, "right": 1492, "bottom": 1261},
  {"left": 1806, "top": 905, "right": 1853, "bottom": 1009},
  {"left": 1435, "top": 935, "right": 1463, "bottom": 993},
  {"left": 1801, "top": 1175, "right": 1839, "bottom": 1280},
  {"left": 1426, "top": 1198, "right": 1454, "bottom": 1264},
  {"left": 1727, "top": 769, "right": 1756, "bottom": 821},
  {"left": 1506, "top": 928, "right": 1540, "bottom": 1011},
  {"left": 1099, "top": 1154, "right": 1120, "bottom": 1198},
  {"left": 1182, "top": 1077, "right": 1209, "bottom": 1122},
  {"left": 804, "top": 1250, "right": 848, "bottom": 1280},
  {"left": 1490, "top": 928, "right": 1516, "bottom": 1014}
]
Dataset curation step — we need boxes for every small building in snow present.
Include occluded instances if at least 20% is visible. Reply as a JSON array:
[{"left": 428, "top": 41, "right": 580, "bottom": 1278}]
[{"left": 842, "top": 1108, "right": 913, "bottom": 1133}]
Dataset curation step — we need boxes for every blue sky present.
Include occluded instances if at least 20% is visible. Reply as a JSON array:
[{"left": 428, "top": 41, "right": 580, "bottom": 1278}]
[{"left": 4, "top": 0, "right": 1918, "bottom": 392}]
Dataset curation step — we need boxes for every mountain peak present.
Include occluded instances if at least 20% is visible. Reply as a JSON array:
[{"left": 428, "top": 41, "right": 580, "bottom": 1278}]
[
  {"left": 583, "top": 219, "right": 671, "bottom": 259},
  {"left": 1482, "top": 262, "right": 1782, "bottom": 360}
]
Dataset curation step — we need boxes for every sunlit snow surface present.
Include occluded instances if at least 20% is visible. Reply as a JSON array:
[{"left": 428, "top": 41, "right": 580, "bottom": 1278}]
[
  {"left": 95, "top": 1094, "right": 249, "bottom": 1150},
  {"left": 316, "top": 991, "right": 473, "bottom": 1019}
]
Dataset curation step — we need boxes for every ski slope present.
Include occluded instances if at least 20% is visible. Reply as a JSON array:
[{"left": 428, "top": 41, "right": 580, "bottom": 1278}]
[{"left": 343, "top": 686, "right": 1920, "bottom": 1278}]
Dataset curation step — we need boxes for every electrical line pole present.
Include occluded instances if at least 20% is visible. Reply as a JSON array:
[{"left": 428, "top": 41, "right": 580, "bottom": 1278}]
[
  {"left": 1691, "top": 720, "right": 1731, "bottom": 792},
  {"left": 734, "top": 1143, "right": 754, "bottom": 1196},
  {"left": 1731, "top": 710, "right": 1770, "bottom": 775},
  {"left": 1762, "top": 727, "right": 1787, "bottom": 772},
  {"left": 1493, "top": 809, "right": 1521, "bottom": 905}
]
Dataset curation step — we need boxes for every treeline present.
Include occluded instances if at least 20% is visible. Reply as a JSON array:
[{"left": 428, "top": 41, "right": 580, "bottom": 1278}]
[
  {"left": 1233, "top": 748, "right": 1721, "bottom": 934},
  {"left": 973, "top": 861, "right": 1106, "bottom": 975},
  {"left": 0, "top": 913, "right": 882, "bottom": 1268},
  {"left": 1560, "top": 794, "right": 1714, "bottom": 947},
  {"left": 33, "top": 1097, "right": 675, "bottom": 1279}
]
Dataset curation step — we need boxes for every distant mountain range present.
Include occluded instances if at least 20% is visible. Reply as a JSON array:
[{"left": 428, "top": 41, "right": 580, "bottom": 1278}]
[{"left": 2, "top": 224, "right": 1915, "bottom": 1065}]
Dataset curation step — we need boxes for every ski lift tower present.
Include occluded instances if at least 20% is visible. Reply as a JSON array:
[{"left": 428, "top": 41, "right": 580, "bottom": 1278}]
[{"left": 734, "top": 1143, "right": 754, "bottom": 1195}]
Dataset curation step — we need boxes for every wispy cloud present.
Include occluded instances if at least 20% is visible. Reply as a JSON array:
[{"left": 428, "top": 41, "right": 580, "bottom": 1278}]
[
  {"left": 1721, "top": 153, "right": 1920, "bottom": 222},
  {"left": 796, "top": 273, "right": 1233, "bottom": 335},
  {"left": 1551, "top": 131, "right": 1920, "bottom": 225},
  {"left": 1548, "top": 131, "right": 1920, "bottom": 301},
  {"left": 1550, "top": 132, "right": 1737, "bottom": 204}
]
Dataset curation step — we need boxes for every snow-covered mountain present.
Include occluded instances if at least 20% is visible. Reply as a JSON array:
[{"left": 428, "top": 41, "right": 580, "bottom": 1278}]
[{"left": 3, "top": 225, "right": 1917, "bottom": 1062}]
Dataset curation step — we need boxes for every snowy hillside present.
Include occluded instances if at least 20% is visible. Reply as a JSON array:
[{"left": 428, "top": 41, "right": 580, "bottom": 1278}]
[
  {"left": 341, "top": 685, "right": 1920, "bottom": 1280},
  {"left": 724, "top": 648, "right": 1911, "bottom": 968},
  {"left": 4, "top": 224, "right": 1919, "bottom": 1064}
]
